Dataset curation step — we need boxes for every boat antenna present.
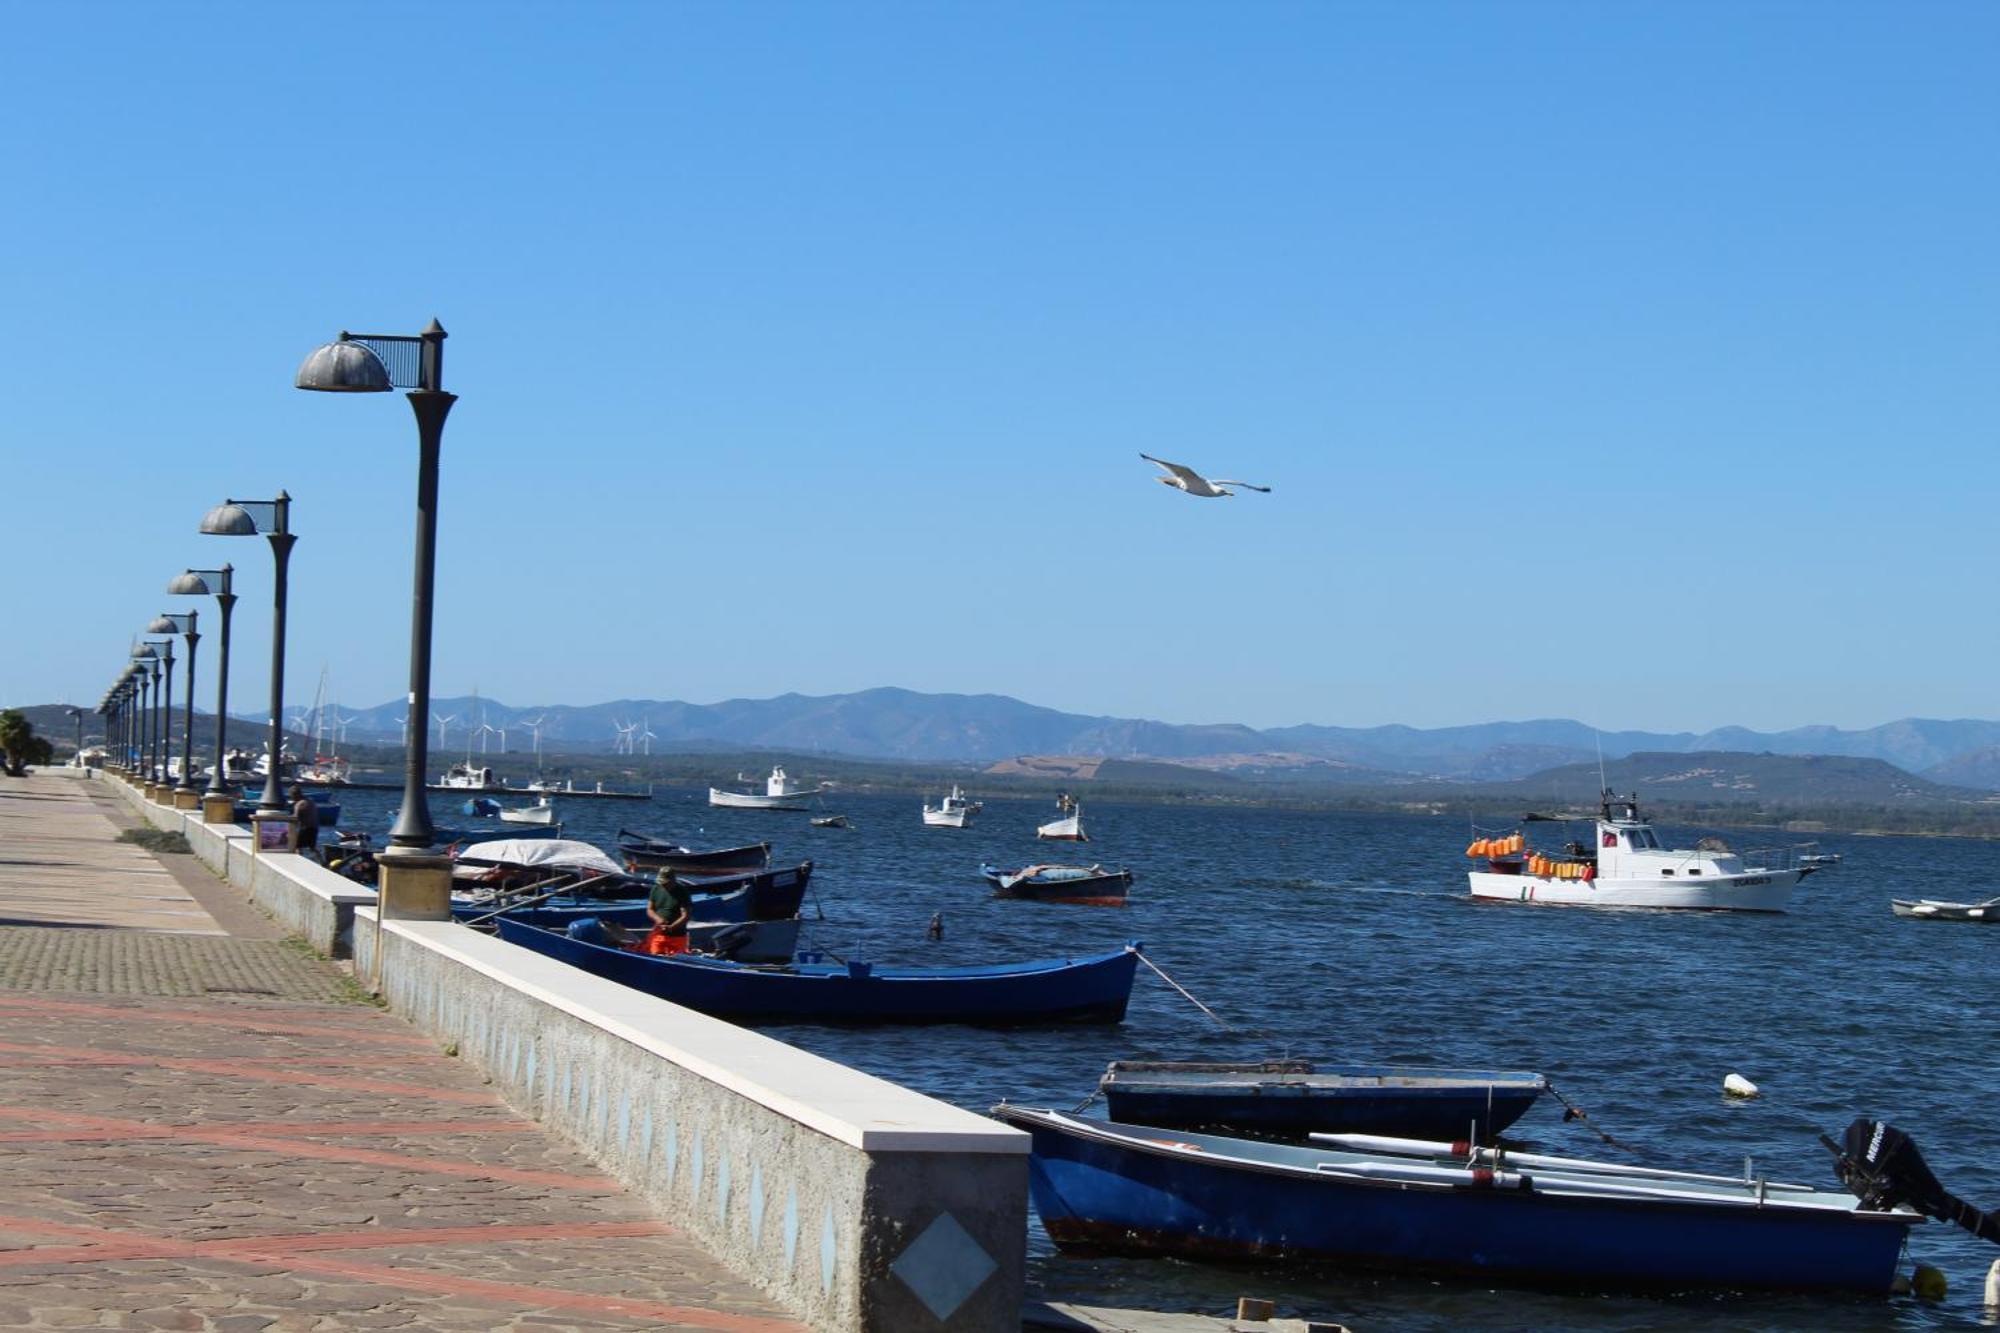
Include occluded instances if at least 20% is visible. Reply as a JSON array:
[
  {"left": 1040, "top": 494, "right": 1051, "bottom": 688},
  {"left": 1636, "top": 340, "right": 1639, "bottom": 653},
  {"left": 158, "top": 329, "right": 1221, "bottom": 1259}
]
[{"left": 1595, "top": 728, "right": 1608, "bottom": 797}]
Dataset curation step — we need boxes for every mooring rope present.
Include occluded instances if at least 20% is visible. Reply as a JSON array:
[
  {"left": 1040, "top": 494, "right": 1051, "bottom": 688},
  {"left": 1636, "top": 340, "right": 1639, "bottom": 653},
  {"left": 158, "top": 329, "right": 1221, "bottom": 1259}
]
[
  {"left": 1136, "top": 952, "right": 1234, "bottom": 1031},
  {"left": 1545, "top": 1080, "right": 1631, "bottom": 1153}
]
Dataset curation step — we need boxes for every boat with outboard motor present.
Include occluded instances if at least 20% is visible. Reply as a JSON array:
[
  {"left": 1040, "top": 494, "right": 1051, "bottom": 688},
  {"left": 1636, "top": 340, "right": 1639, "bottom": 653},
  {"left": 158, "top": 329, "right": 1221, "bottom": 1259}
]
[
  {"left": 1466, "top": 790, "right": 1816, "bottom": 911},
  {"left": 982, "top": 863, "right": 1131, "bottom": 905},
  {"left": 709, "top": 765, "right": 824, "bottom": 810},
  {"left": 1096, "top": 1059, "right": 1545, "bottom": 1141},
  {"left": 989, "top": 1108, "right": 2000, "bottom": 1294},
  {"left": 922, "top": 785, "right": 981, "bottom": 828},
  {"left": 495, "top": 920, "right": 1142, "bottom": 1025}
]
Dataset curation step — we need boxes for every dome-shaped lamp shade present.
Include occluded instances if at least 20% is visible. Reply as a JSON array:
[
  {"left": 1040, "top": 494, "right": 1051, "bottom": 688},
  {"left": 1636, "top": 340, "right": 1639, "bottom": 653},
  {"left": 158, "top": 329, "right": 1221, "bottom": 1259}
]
[
  {"left": 132, "top": 644, "right": 157, "bottom": 661},
  {"left": 167, "top": 571, "right": 211, "bottom": 595},
  {"left": 296, "top": 340, "right": 392, "bottom": 392},
  {"left": 147, "top": 615, "right": 179, "bottom": 634},
  {"left": 199, "top": 503, "right": 258, "bottom": 536}
]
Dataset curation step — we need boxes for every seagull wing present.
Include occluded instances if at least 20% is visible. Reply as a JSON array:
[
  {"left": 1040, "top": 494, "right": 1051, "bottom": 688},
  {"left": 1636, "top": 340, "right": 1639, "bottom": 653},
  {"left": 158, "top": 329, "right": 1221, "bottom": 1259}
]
[
  {"left": 1212, "top": 480, "right": 1272, "bottom": 493},
  {"left": 1139, "top": 453, "right": 1204, "bottom": 485}
]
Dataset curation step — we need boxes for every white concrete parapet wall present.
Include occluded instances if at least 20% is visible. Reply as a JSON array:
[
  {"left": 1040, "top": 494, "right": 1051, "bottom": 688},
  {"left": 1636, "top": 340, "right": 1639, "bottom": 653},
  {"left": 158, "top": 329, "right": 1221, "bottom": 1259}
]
[
  {"left": 354, "top": 910, "right": 1029, "bottom": 1332},
  {"left": 102, "top": 774, "right": 374, "bottom": 956}
]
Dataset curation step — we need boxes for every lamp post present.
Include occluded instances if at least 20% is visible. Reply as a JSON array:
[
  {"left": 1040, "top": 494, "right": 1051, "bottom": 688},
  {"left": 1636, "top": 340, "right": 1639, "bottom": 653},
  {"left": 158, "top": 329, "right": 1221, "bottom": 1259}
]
[
  {"left": 149, "top": 611, "right": 199, "bottom": 796},
  {"left": 156, "top": 637, "right": 175, "bottom": 785},
  {"left": 296, "top": 320, "right": 453, "bottom": 857},
  {"left": 170, "top": 567, "right": 236, "bottom": 796},
  {"left": 200, "top": 494, "right": 293, "bottom": 812},
  {"left": 131, "top": 645, "right": 157, "bottom": 785},
  {"left": 66, "top": 708, "right": 82, "bottom": 765}
]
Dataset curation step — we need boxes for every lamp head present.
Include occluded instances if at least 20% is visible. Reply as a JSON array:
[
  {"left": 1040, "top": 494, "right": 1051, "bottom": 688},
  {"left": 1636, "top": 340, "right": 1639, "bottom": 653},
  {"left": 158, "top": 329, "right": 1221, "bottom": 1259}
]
[
  {"left": 199, "top": 503, "right": 258, "bottom": 536},
  {"left": 147, "top": 615, "right": 178, "bottom": 635},
  {"left": 168, "top": 571, "right": 211, "bottom": 595},
  {"left": 296, "top": 338, "right": 393, "bottom": 393}
]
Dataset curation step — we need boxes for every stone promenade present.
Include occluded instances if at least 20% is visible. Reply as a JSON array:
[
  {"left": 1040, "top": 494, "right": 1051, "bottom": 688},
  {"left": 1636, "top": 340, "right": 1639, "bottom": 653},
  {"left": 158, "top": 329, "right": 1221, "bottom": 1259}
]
[{"left": 0, "top": 770, "right": 806, "bottom": 1333}]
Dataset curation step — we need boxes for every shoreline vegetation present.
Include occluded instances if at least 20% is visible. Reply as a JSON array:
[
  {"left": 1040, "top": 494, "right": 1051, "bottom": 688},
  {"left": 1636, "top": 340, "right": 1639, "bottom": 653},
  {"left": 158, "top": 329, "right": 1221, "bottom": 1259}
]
[{"left": 271, "top": 743, "right": 2000, "bottom": 843}]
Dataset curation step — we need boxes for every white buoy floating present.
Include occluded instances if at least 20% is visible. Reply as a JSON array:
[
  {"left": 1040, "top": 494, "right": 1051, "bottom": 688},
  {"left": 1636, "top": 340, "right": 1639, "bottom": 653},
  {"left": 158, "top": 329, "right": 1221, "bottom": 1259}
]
[{"left": 1722, "top": 1073, "right": 1760, "bottom": 1099}]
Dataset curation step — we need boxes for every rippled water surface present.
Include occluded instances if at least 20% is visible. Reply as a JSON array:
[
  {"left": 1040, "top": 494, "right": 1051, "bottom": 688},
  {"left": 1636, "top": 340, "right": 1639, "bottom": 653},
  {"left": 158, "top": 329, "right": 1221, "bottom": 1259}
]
[{"left": 333, "top": 780, "right": 2000, "bottom": 1330}]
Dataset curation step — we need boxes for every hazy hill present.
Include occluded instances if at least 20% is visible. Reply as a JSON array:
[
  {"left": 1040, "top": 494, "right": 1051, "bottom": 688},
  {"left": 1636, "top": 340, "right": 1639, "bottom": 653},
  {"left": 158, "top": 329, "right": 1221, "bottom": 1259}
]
[
  {"left": 1477, "top": 751, "right": 1989, "bottom": 808},
  {"left": 29, "top": 686, "right": 2000, "bottom": 791}
]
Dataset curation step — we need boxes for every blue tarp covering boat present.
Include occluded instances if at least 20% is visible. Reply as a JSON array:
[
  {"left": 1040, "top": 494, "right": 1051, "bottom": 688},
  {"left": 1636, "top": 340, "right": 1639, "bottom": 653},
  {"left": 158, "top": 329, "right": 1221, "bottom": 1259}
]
[
  {"left": 991, "top": 1108, "right": 1921, "bottom": 1294},
  {"left": 1099, "top": 1060, "right": 1546, "bottom": 1141},
  {"left": 494, "top": 919, "right": 1141, "bottom": 1025}
]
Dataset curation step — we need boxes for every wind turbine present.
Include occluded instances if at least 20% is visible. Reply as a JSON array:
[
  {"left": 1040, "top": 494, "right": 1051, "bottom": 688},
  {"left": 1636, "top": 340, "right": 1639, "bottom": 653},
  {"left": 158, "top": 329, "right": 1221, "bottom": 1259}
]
[
  {"left": 434, "top": 711, "right": 458, "bottom": 749},
  {"left": 475, "top": 722, "right": 496, "bottom": 754},
  {"left": 395, "top": 714, "right": 409, "bottom": 748},
  {"left": 521, "top": 715, "right": 546, "bottom": 761},
  {"left": 639, "top": 717, "right": 656, "bottom": 756},
  {"left": 333, "top": 712, "right": 358, "bottom": 746},
  {"left": 614, "top": 720, "right": 639, "bottom": 755}
]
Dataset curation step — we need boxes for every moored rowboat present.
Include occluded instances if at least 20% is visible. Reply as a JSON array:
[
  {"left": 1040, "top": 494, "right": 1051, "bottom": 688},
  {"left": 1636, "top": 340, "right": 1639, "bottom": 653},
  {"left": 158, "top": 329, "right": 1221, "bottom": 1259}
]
[
  {"left": 616, "top": 831, "right": 771, "bottom": 875},
  {"left": 1097, "top": 1059, "right": 1545, "bottom": 1140},
  {"left": 991, "top": 1108, "right": 1923, "bottom": 1294},
  {"left": 981, "top": 863, "right": 1131, "bottom": 905},
  {"left": 495, "top": 920, "right": 1141, "bottom": 1025}
]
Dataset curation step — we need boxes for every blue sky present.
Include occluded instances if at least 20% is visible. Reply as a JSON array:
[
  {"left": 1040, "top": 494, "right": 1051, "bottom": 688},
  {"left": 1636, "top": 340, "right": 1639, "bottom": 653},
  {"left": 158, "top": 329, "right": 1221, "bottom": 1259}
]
[{"left": 4, "top": 3, "right": 1994, "bottom": 733}]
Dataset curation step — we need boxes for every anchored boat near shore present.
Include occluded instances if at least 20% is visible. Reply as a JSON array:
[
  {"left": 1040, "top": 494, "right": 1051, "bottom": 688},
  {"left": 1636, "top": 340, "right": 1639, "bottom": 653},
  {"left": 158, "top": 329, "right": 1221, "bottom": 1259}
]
[{"left": 1467, "top": 790, "right": 1817, "bottom": 912}]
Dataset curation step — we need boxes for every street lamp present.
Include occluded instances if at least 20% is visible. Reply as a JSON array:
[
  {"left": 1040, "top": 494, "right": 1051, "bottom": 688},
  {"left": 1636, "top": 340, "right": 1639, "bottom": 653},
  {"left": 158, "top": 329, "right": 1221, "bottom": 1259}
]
[
  {"left": 149, "top": 610, "right": 199, "bottom": 795},
  {"left": 131, "top": 644, "right": 158, "bottom": 785},
  {"left": 201, "top": 494, "right": 293, "bottom": 812},
  {"left": 151, "top": 637, "right": 175, "bottom": 786},
  {"left": 65, "top": 707, "right": 82, "bottom": 764},
  {"left": 296, "top": 320, "right": 453, "bottom": 856},
  {"left": 170, "top": 567, "right": 236, "bottom": 796}
]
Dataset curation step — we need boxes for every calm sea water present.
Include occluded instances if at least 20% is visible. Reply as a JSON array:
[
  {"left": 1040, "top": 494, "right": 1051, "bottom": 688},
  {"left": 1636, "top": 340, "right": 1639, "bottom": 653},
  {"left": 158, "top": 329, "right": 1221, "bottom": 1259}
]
[{"left": 331, "top": 779, "right": 2000, "bottom": 1330}]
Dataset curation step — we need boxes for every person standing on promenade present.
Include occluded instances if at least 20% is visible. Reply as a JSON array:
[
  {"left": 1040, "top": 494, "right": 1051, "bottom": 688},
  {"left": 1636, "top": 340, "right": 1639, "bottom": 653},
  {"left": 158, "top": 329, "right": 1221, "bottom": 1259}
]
[{"left": 290, "top": 784, "right": 320, "bottom": 857}]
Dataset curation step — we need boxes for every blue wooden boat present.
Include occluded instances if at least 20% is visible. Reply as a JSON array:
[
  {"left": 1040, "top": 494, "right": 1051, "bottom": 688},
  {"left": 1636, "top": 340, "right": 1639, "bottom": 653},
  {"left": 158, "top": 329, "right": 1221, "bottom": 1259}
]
[
  {"left": 981, "top": 863, "right": 1132, "bottom": 905},
  {"left": 451, "top": 882, "right": 761, "bottom": 928},
  {"left": 617, "top": 830, "right": 771, "bottom": 875},
  {"left": 1099, "top": 1060, "right": 1546, "bottom": 1141},
  {"left": 990, "top": 1108, "right": 1924, "bottom": 1294},
  {"left": 677, "top": 860, "right": 813, "bottom": 921},
  {"left": 495, "top": 919, "right": 1141, "bottom": 1025}
]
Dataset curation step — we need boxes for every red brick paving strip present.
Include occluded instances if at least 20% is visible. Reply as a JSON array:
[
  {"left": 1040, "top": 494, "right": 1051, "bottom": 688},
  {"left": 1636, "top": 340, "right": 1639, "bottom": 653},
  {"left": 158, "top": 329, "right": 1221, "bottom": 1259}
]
[{"left": 0, "top": 782, "right": 810, "bottom": 1333}]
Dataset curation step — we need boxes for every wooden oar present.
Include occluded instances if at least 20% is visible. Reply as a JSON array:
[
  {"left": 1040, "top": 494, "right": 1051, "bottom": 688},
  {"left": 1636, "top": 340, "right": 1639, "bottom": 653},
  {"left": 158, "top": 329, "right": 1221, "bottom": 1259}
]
[{"left": 1310, "top": 1132, "right": 1817, "bottom": 1192}]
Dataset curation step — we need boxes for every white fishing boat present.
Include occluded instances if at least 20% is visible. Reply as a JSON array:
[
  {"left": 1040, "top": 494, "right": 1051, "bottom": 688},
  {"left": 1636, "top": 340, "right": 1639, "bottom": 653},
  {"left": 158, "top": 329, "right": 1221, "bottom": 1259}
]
[
  {"left": 439, "top": 760, "right": 498, "bottom": 790},
  {"left": 709, "top": 765, "right": 823, "bottom": 810},
  {"left": 921, "top": 784, "right": 982, "bottom": 828},
  {"left": 1037, "top": 792, "right": 1087, "bottom": 841},
  {"left": 1467, "top": 790, "right": 1814, "bottom": 912},
  {"left": 498, "top": 795, "right": 558, "bottom": 825}
]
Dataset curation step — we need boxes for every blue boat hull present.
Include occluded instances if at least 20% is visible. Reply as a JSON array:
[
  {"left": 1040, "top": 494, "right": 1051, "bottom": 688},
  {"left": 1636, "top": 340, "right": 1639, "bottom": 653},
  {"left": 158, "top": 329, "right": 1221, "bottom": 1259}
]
[
  {"left": 495, "top": 919, "right": 1139, "bottom": 1025},
  {"left": 998, "top": 1113, "right": 1914, "bottom": 1294}
]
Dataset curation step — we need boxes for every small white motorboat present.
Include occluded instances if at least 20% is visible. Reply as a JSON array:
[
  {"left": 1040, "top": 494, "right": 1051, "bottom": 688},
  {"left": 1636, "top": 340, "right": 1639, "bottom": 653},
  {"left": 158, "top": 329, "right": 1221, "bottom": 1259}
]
[
  {"left": 1467, "top": 790, "right": 1814, "bottom": 912},
  {"left": 922, "top": 785, "right": 982, "bottom": 828},
  {"left": 438, "top": 760, "right": 498, "bottom": 790},
  {"left": 709, "top": 765, "right": 824, "bottom": 810},
  {"left": 498, "top": 795, "right": 558, "bottom": 825},
  {"left": 1892, "top": 895, "right": 2000, "bottom": 922},
  {"left": 1037, "top": 793, "right": 1087, "bottom": 842}
]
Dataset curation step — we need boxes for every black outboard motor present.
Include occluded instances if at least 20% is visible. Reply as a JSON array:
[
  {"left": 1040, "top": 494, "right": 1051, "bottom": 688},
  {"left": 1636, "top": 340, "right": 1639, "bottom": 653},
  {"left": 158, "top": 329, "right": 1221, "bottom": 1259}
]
[{"left": 1826, "top": 1117, "right": 2000, "bottom": 1244}]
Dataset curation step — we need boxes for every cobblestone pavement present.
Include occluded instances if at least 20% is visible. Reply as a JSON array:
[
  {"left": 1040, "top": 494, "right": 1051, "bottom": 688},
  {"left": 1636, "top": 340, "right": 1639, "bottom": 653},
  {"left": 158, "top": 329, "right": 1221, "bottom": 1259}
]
[{"left": 0, "top": 775, "right": 806, "bottom": 1332}]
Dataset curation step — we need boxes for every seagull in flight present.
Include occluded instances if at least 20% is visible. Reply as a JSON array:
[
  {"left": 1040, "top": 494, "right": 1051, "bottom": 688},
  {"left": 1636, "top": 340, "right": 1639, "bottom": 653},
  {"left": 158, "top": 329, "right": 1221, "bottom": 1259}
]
[{"left": 1140, "top": 453, "right": 1272, "bottom": 498}]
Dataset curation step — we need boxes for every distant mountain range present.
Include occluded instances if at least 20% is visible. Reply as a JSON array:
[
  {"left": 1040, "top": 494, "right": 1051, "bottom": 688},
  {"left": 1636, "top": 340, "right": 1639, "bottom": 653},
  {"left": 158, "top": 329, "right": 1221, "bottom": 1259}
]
[{"left": 261, "top": 687, "right": 2000, "bottom": 791}]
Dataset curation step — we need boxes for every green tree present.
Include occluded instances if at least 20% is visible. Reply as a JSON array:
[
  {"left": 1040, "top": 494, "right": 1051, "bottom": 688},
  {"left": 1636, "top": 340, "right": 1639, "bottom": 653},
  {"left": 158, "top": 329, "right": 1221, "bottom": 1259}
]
[{"left": 0, "top": 710, "right": 52, "bottom": 777}]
